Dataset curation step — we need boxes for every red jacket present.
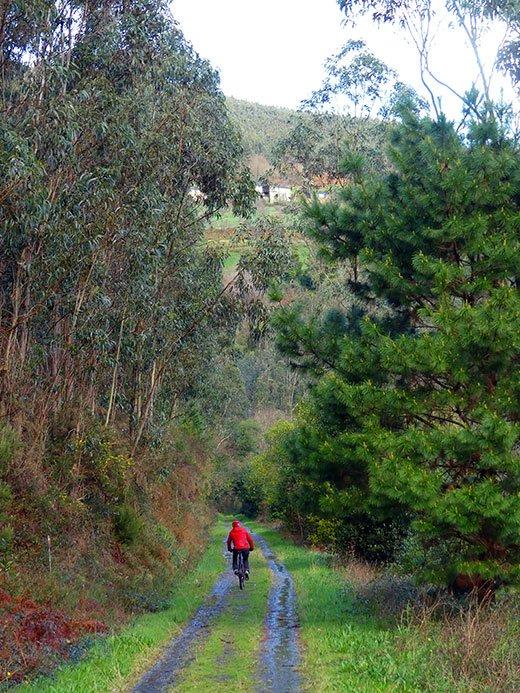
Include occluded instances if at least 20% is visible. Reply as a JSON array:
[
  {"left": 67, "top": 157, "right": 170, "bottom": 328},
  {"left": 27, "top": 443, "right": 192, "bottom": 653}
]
[{"left": 227, "top": 521, "right": 254, "bottom": 551}]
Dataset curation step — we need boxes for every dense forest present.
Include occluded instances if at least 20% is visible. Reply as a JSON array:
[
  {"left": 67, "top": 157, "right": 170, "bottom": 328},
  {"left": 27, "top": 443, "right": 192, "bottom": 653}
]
[
  {"left": 1, "top": 0, "right": 519, "bottom": 688},
  {"left": 0, "top": 0, "right": 259, "bottom": 680},
  {"left": 226, "top": 97, "right": 298, "bottom": 160}
]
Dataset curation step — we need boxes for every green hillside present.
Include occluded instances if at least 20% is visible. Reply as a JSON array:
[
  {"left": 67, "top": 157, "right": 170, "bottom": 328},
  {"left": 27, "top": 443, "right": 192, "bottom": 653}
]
[
  {"left": 226, "top": 96, "right": 388, "bottom": 184},
  {"left": 226, "top": 96, "right": 299, "bottom": 160}
]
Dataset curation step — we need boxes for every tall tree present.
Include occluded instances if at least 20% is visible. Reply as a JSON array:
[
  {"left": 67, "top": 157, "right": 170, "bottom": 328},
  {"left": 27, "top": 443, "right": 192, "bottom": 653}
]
[
  {"left": 337, "top": 1, "right": 520, "bottom": 98},
  {"left": 271, "top": 104, "right": 520, "bottom": 586},
  {"left": 273, "top": 40, "right": 396, "bottom": 189},
  {"left": 0, "top": 0, "right": 254, "bottom": 454}
]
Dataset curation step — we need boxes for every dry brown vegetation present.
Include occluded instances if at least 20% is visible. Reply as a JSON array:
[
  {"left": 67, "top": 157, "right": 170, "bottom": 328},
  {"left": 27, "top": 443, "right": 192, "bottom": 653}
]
[
  {"left": 0, "top": 421, "right": 215, "bottom": 685},
  {"left": 406, "top": 595, "right": 520, "bottom": 692},
  {"left": 342, "top": 556, "right": 520, "bottom": 692}
]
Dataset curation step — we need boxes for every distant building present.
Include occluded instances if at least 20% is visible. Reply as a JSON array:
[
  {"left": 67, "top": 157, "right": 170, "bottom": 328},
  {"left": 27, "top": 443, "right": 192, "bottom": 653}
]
[
  {"left": 269, "top": 185, "right": 292, "bottom": 203},
  {"left": 255, "top": 180, "right": 293, "bottom": 203}
]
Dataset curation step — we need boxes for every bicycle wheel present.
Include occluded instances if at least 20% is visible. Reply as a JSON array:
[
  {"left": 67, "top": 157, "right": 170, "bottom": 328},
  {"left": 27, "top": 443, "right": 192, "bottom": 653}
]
[{"left": 238, "top": 553, "right": 245, "bottom": 590}]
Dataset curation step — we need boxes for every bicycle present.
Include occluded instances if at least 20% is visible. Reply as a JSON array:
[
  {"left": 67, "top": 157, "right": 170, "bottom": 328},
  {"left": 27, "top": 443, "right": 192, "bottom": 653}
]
[{"left": 236, "top": 551, "right": 246, "bottom": 590}]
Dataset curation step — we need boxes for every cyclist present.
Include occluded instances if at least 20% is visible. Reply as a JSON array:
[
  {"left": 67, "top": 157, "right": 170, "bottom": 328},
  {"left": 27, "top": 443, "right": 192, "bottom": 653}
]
[{"left": 226, "top": 519, "right": 254, "bottom": 579}]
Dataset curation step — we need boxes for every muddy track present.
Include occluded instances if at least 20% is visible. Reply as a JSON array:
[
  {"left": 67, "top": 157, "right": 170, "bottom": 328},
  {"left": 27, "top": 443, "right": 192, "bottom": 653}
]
[
  {"left": 132, "top": 529, "right": 300, "bottom": 692},
  {"left": 253, "top": 533, "right": 300, "bottom": 692},
  {"left": 132, "top": 551, "right": 234, "bottom": 693}
]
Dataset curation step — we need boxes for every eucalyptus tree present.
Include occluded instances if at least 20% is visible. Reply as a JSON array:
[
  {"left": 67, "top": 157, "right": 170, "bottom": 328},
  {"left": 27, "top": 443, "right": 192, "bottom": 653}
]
[
  {"left": 273, "top": 40, "right": 406, "bottom": 189},
  {"left": 0, "top": 0, "right": 254, "bottom": 452},
  {"left": 337, "top": 0, "right": 520, "bottom": 106}
]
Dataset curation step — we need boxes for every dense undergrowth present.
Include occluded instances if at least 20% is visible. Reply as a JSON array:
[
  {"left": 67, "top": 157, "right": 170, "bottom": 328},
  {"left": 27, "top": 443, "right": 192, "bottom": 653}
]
[
  {"left": 0, "top": 421, "right": 215, "bottom": 686},
  {"left": 15, "top": 519, "right": 230, "bottom": 693},
  {"left": 249, "top": 522, "right": 520, "bottom": 693}
]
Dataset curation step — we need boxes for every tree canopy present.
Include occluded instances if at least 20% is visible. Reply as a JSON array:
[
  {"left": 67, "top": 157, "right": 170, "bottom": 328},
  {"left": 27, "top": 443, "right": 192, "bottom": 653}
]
[
  {"left": 260, "top": 104, "right": 520, "bottom": 585},
  {"left": 1, "top": 0, "right": 254, "bottom": 450}
]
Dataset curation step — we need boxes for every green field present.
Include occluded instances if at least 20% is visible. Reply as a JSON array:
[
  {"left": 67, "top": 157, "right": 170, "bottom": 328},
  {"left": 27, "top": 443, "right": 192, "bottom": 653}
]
[
  {"left": 206, "top": 203, "right": 308, "bottom": 275},
  {"left": 208, "top": 204, "right": 293, "bottom": 232}
]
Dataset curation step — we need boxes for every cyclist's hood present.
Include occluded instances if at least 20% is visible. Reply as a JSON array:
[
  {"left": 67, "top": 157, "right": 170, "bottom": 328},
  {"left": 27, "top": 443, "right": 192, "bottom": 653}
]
[{"left": 232, "top": 520, "right": 241, "bottom": 528}]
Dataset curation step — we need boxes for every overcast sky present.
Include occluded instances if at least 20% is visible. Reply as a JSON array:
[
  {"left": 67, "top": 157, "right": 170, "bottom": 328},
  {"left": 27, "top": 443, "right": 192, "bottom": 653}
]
[{"left": 172, "top": 0, "right": 516, "bottom": 118}]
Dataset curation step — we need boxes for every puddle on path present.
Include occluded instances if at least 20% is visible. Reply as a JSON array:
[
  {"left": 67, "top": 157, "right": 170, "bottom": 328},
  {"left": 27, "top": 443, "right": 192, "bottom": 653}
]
[
  {"left": 132, "top": 551, "right": 233, "bottom": 693},
  {"left": 254, "top": 533, "right": 301, "bottom": 693}
]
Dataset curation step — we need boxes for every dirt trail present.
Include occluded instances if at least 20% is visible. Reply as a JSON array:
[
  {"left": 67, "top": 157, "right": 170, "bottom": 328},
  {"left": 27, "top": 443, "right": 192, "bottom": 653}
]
[
  {"left": 254, "top": 532, "right": 301, "bottom": 693},
  {"left": 132, "top": 556, "right": 234, "bottom": 693},
  {"left": 131, "top": 529, "right": 301, "bottom": 692}
]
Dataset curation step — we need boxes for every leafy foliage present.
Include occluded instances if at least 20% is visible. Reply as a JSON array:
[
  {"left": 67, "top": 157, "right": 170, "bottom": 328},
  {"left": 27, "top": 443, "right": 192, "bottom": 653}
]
[
  {"left": 1, "top": 0, "right": 254, "bottom": 454},
  {"left": 264, "top": 105, "right": 520, "bottom": 585},
  {"left": 337, "top": 0, "right": 520, "bottom": 92},
  {"left": 272, "top": 40, "right": 423, "bottom": 189},
  {"left": 0, "top": 1, "right": 257, "bottom": 679}
]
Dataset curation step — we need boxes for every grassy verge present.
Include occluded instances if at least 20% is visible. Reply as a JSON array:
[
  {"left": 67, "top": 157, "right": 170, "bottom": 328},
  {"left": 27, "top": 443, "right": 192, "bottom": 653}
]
[
  {"left": 246, "top": 522, "right": 519, "bottom": 693},
  {"left": 208, "top": 204, "right": 292, "bottom": 232},
  {"left": 17, "top": 519, "right": 230, "bottom": 693},
  {"left": 173, "top": 530, "right": 271, "bottom": 691}
]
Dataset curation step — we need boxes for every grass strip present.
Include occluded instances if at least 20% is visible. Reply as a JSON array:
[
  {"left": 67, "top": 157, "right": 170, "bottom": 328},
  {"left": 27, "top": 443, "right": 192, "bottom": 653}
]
[
  {"left": 246, "top": 521, "right": 447, "bottom": 693},
  {"left": 221, "top": 243, "right": 310, "bottom": 273},
  {"left": 18, "top": 519, "right": 229, "bottom": 693},
  {"left": 173, "top": 525, "right": 271, "bottom": 691}
]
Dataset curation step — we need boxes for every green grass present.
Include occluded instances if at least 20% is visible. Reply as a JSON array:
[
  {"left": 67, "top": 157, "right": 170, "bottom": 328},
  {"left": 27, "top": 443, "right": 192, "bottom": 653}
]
[
  {"left": 209, "top": 204, "right": 291, "bottom": 232},
  {"left": 246, "top": 521, "right": 444, "bottom": 693},
  {"left": 18, "top": 519, "right": 231, "bottom": 693},
  {"left": 210, "top": 208, "right": 243, "bottom": 231},
  {"left": 173, "top": 532, "right": 271, "bottom": 691},
  {"left": 222, "top": 250, "right": 241, "bottom": 272}
]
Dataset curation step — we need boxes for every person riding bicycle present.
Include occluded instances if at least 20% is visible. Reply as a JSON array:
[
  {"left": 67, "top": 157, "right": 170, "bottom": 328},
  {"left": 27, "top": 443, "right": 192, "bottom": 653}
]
[{"left": 227, "top": 520, "right": 254, "bottom": 579}]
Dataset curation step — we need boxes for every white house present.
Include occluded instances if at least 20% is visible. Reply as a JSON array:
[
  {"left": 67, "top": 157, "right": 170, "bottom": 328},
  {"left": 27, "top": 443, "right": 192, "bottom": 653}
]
[
  {"left": 269, "top": 185, "right": 292, "bottom": 203},
  {"left": 255, "top": 181, "right": 293, "bottom": 204},
  {"left": 188, "top": 186, "right": 205, "bottom": 202}
]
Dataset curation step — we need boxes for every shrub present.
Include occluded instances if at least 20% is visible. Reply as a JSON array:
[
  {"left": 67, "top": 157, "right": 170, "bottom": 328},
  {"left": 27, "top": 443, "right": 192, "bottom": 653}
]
[
  {"left": 113, "top": 504, "right": 142, "bottom": 545},
  {"left": 0, "top": 480, "right": 12, "bottom": 509},
  {"left": 0, "top": 424, "right": 19, "bottom": 475},
  {"left": 230, "top": 419, "right": 261, "bottom": 455},
  {"left": 355, "top": 574, "right": 421, "bottom": 621}
]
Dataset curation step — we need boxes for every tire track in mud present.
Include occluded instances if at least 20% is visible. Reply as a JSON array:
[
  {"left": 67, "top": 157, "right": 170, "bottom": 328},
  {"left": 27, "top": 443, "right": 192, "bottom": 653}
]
[
  {"left": 132, "top": 529, "right": 300, "bottom": 693},
  {"left": 253, "top": 532, "right": 301, "bottom": 693},
  {"left": 132, "top": 550, "right": 234, "bottom": 693}
]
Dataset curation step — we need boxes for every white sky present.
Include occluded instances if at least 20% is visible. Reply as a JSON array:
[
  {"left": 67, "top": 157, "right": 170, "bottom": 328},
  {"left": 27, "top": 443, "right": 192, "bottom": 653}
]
[{"left": 172, "top": 0, "right": 517, "bottom": 118}]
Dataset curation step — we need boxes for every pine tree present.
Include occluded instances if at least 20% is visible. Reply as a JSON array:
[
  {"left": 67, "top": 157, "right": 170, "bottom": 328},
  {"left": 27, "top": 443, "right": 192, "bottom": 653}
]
[{"left": 274, "top": 106, "right": 520, "bottom": 585}]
